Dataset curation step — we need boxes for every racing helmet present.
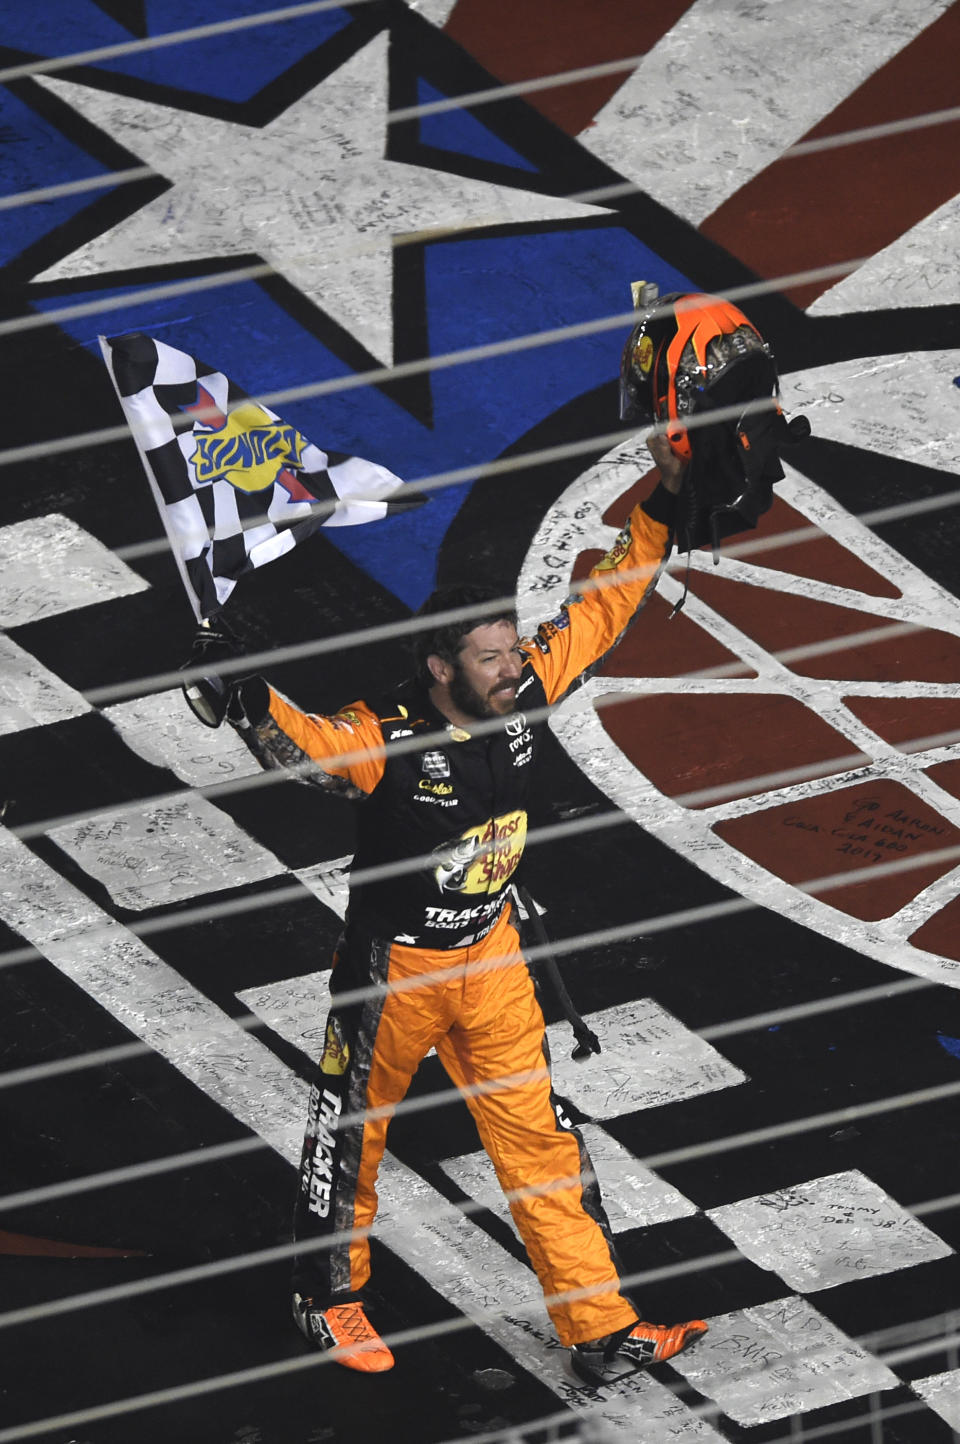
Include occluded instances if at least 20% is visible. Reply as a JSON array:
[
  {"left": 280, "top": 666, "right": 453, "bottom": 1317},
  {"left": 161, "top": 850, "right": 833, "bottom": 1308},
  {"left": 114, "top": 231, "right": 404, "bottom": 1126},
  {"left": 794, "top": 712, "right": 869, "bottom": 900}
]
[
  {"left": 618, "top": 282, "right": 811, "bottom": 556},
  {"left": 619, "top": 285, "right": 778, "bottom": 461}
]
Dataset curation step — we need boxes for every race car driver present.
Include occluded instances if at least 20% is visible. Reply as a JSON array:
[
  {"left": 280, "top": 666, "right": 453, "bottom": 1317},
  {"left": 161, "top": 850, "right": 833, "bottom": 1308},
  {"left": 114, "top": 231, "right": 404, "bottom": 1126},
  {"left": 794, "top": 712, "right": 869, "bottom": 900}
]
[{"left": 206, "top": 433, "right": 707, "bottom": 1386}]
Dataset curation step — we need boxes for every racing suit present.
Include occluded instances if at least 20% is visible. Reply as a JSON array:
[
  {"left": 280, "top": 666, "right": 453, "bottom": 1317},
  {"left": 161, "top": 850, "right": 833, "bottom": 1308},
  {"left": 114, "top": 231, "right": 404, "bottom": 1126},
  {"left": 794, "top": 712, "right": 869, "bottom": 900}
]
[{"left": 233, "top": 488, "right": 674, "bottom": 1346}]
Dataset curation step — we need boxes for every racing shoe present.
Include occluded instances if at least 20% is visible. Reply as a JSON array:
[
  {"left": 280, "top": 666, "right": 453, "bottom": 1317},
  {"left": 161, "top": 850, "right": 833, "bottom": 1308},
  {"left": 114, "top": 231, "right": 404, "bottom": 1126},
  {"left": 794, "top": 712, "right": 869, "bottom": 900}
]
[
  {"left": 292, "top": 1294, "right": 395, "bottom": 1373},
  {"left": 569, "top": 1318, "right": 708, "bottom": 1386}
]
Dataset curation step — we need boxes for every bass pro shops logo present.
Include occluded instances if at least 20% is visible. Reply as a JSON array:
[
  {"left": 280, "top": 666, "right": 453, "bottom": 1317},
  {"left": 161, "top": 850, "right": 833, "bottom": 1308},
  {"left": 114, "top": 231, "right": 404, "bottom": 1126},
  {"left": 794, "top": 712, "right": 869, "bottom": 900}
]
[
  {"left": 319, "top": 1016, "right": 350, "bottom": 1076},
  {"left": 433, "top": 810, "right": 527, "bottom": 894}
]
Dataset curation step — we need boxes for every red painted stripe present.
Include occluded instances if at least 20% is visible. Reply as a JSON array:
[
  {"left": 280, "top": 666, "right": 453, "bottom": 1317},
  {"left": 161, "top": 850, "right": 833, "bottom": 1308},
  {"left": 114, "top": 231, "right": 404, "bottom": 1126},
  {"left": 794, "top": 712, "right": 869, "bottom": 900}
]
[
  {"left": 715, "top": 780, "right": 960, "bottom": 922},
  {"left": 444, "top": 0, "right": 697, "bottom": 135},
  {"left": 599, "top": 692, "right": 867, "bottom": 808},
  {"left": 603, "top": 488, "right": 902, "bottom": 600},
  {"left": 686, "top": 570, "right": 960, "bottom": 685},
  {"left": 927, "top": 758, "right": 960, "bottom": 802},
  {"left": 701, "top": 3, "right": 960, "bottom": 307},
  {"left": 719, "top": 496, "right": 902, "bottom": 599},
  {"left": 844, "top": 696, "right": 960, "bottom": 750},
  {"left": 599, "top": 589, "right": 757, "bottom": 679},
  {"left": 0, "top": 1229, "right": 146, "bottom": 1258},
  {"left": 571, "top": 553, "right": 758, "bottom": 679},
  {"left": 910, "top": 894, "right": 960, "bottom": 959}
]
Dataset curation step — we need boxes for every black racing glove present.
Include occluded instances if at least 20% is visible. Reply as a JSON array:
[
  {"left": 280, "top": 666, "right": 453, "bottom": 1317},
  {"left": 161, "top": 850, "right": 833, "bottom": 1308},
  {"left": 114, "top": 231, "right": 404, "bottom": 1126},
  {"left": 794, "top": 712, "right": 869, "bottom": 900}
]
[{"left": 180, "top": 617, "right": 261, "bottom": 728}]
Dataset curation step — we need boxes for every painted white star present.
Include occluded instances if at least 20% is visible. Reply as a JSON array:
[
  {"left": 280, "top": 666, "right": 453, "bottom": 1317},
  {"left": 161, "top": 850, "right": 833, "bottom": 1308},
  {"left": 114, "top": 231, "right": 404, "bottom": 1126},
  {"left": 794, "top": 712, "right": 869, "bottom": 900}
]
[{"left": 35, "top": 35, "right": 605, "bottom": 367}]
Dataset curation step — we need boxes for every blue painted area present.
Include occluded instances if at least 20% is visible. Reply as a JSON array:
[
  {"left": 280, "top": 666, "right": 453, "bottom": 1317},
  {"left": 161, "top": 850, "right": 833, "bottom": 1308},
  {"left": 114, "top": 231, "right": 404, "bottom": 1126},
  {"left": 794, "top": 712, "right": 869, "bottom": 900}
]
[
  {"left": 4, "top": 0, "right": 354, "bottom": 103},
  {"left": 417, "top": 80, "right": 538, "bottom": 173},
  {"left": 0, "top": 88, "right": 113, "bottom": 267},
  {"left": 936, "top": 1032, "right": 960, "bottom": 1060},
  {"left": 31, "top": 225, "right": 693, "bottom": 606},
  {"left": 330, "top": 225, "right": 692, "bottom": 601}
]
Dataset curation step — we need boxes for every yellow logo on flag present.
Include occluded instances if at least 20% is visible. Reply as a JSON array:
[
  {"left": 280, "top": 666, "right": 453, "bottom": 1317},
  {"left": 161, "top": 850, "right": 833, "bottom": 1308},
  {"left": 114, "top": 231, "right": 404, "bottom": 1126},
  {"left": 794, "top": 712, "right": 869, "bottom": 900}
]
[{"left": 190, "top": 402, "right": 307, "bottom": 493}]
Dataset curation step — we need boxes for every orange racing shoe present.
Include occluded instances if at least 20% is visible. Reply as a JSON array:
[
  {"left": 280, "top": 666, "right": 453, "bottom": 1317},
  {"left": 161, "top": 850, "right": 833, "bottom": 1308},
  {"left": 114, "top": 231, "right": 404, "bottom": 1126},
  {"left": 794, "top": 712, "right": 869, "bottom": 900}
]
[
  {"left": 292, "top": 1294, "right": 395, "bottom": 1373},
  {"left": 570, "top": 1318, "right": 708, "bottom": 1386}
]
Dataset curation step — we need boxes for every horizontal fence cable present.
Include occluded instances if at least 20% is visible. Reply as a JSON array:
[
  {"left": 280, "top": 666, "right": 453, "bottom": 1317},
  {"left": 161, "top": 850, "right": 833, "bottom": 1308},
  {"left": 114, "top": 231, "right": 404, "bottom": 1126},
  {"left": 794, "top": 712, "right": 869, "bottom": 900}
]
[
  {"left": 1, "top": 20, "right": 956, "bottom": 143},
  {"left": 0, "top": 0, "right": 382, "bottom": 84},
  {"left": 0, "top": 964, "right": 936, "bottom": 1094},
  {"left": 2, "top": 18, "right": 958, "bottom": 1442},
  {"left": 0, "top": 1254, "right": 956, "bottom": 1442},
  {"left": 4, "top": 720, "right": 960, "bottom": 980},
  {"left": 0, "top": 258, "right": 861, "bottom": 458},
  {"left": 5, "top": 475, "right": 957, "bottom": 729},
  {"left": 8, "top": 611, "right": 958, "bottom": 848}
]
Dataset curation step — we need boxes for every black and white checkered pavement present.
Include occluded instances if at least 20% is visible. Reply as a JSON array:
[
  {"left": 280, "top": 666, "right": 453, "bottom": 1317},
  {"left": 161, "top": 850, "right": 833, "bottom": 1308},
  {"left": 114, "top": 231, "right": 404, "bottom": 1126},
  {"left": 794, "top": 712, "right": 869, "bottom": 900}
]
[{"left": 2, "top": 512, "right": 959, "bottom": 1441}]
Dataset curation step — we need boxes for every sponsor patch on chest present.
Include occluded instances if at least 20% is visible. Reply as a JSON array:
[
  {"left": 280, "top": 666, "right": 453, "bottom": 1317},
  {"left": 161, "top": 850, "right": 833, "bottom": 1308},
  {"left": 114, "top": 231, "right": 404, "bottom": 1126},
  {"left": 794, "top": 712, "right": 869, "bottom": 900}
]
[
  {"left": 432, "top": 810, "right": 527, "bottom": 894},
  {"left": 421, "top": 749, "right": 450, "bottom": 779}
]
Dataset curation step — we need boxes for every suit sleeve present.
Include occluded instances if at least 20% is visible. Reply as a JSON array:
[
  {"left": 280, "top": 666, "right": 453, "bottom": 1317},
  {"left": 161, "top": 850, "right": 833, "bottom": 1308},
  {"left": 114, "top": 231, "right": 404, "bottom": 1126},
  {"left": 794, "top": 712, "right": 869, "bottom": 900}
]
[
  {"left": 525, "top": 487, "right": 674, "bottom": 705},
  {"left": 234, "top": 684, "right": 388, "bottom": 797}
]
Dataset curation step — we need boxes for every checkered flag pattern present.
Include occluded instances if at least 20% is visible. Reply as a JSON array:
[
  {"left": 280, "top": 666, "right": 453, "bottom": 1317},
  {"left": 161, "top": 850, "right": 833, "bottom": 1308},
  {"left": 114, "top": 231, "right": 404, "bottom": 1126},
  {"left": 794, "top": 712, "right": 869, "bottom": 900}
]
[{"left": 100, "top": 332, "right": 416, "bottom": 619}]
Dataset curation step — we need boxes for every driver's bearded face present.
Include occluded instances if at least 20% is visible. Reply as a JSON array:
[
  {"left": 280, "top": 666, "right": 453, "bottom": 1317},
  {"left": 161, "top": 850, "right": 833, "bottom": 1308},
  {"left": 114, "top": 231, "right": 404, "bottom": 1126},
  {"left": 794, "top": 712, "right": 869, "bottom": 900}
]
[
  {"left": 448, "top": 620, "right": 524, "bottom": 719},
  {"left": 448, "top": 660, "right": 516, "bottom": 719}
]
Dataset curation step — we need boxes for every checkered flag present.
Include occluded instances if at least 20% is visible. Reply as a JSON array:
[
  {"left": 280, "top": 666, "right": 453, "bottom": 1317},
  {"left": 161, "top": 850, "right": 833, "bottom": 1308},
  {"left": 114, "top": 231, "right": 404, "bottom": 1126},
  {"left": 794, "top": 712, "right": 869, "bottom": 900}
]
[{"left": 100, "top": 332, "right": 419, "bottom": 619}]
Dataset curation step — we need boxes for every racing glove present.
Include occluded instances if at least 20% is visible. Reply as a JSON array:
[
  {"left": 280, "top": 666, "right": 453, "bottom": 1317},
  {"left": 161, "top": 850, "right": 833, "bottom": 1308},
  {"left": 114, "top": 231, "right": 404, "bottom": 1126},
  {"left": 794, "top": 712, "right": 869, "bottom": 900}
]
[{"left": 180, "top": 618, "right": 265, "bottom": 728}]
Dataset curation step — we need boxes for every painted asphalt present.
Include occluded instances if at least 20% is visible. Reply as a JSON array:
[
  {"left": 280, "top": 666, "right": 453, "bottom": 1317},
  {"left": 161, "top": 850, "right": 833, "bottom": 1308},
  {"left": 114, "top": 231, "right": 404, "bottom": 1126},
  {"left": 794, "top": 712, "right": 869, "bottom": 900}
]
[{"left": 1, "top": 3, "right": 959, "bottom": 1441}]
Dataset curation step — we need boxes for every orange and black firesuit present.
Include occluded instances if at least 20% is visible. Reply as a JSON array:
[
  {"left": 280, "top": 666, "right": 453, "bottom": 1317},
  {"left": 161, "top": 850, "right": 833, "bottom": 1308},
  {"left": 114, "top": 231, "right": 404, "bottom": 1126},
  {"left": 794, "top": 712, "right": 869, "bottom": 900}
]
[{"left": 231, "top": 486, "right": 674, "bottom": 1348}]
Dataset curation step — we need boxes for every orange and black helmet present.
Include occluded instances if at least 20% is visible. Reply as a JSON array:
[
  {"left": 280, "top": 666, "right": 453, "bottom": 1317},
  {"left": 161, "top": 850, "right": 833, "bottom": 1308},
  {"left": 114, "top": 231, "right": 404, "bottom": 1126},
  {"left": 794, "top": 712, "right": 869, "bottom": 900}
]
[
  {"left": 619, "top": 289, "right": 778, "bottom": 461},
  {"left": 620, "top": 284, "right": 811, "bottom": 556}
]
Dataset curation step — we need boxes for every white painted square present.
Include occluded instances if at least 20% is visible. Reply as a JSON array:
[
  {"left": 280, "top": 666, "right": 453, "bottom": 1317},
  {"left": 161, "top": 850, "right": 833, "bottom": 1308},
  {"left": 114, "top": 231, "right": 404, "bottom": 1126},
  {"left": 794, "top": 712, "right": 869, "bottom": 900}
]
[
  {"left": 0, "top": 514, "right": 149, "bottom": 626},
  {"left": 236, "top": 981, "right": 742, "bottom": 1155},
  {"left": 547, "top": 997, "right": 745, "bottom": 1119},
  {"left": 406, "top": 0, "right": 459, "bottom": 27},
  {"left": 237, "top": 963, "right": 443, "bottom": 1067},
  {"left": 293, "top": 855, "right": 353, "bottom": 920},
  {"left": 914, "top": 1369, "right": 960, "bottom": 1432},
  {"left": 0, "top": 634, "right": 90, "bottom": 733},
  {"left": 673, "top": 1295, "right": 898, "bottom": 1425},
  {"left": 47, "top": 794, "right": 286, "bottom": 910},
  {"left": 104, "top": 688, "right": 260, "bottom": 786},
  {"left": 237, "top": 969, "right": 331, "bottom": 1060},
  {"left": 580, "top": 1123, "right": 699, "bottom": 1228},
  {"left": 0, "top": 824, "right": 108, "bottom": 945},
  {"left": 380, "top": 1155, "right": 729, "bottom": 1441},
  {"left": 440, "top": 1122, "right": 695, "bottom": 1236},
  {"left": 707, "top": 1170, "right": 953, "bottom": 1292}
]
